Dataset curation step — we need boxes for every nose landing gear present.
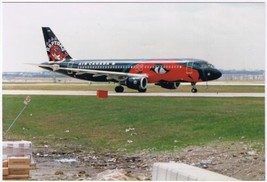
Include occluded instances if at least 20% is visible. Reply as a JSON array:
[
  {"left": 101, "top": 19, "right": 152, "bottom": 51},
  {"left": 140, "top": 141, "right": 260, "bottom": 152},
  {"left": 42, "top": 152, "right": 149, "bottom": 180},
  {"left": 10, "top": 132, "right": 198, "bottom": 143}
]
[{"left": 191, "top": 82, "right": 198, "bottom": 93}]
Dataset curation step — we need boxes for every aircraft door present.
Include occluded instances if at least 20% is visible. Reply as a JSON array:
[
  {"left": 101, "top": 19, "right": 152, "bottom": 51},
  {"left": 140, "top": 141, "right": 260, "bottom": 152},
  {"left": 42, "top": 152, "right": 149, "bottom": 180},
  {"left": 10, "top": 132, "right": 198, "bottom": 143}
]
[
  {"left": 186, "top": 62, "right": 193, "bottom": 74},
  {"left": 67, "top": 61, "right": 74, "bottom": 74}
]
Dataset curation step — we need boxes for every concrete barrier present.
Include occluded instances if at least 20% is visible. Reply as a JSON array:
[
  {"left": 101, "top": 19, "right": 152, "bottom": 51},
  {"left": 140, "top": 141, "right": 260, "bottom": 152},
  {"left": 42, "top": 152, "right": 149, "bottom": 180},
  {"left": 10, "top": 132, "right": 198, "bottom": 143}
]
[{"left": 152, "top": 162, "right": 238, "bottom": 181}]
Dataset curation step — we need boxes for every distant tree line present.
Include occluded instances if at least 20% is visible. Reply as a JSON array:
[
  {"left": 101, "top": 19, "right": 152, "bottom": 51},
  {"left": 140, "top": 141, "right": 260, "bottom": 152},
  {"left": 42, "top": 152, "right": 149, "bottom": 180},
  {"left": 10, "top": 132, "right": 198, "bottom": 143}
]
[
  {"left": 2, "top": 71, "right": 67, "bottom": 78},
  {"left": 220, "top": 69, "right": 264, "bottom": 75}
]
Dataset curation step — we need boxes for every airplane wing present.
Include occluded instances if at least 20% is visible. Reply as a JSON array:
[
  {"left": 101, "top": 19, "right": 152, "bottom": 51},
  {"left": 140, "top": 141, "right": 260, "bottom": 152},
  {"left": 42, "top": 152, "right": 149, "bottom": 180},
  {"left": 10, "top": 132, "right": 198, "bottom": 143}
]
[{"left": 39, "top": 64, "right": 148, "bottom": 81}]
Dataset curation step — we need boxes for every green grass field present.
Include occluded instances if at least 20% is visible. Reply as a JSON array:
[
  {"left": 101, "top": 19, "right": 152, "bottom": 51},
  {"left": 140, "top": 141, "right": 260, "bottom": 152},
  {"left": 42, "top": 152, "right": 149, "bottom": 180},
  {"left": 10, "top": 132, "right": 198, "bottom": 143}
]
[{"left": 3, "top": 96, "right": 264, "bottom": 152}]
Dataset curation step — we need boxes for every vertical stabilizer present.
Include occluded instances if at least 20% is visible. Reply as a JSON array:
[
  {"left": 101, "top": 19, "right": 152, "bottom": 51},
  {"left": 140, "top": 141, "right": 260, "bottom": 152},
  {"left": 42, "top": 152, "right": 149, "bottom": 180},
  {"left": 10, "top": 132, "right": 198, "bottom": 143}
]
[{"left": 42, "top": 27, "right": 72, "bottom": 62}]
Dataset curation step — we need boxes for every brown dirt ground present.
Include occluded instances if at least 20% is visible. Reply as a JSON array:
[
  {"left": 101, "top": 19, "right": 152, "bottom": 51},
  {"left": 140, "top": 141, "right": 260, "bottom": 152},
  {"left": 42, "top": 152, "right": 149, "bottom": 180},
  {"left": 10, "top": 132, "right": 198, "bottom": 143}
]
[{"left": 30, "top": 141, "right": 264, "bottom": 181}]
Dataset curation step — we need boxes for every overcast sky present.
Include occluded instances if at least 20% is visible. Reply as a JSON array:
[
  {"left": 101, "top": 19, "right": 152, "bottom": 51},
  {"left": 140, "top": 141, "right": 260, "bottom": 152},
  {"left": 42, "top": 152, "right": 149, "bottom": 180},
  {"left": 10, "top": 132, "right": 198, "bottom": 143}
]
[{"left": 2, "top": 2, "right": 265, "bottom": 72}]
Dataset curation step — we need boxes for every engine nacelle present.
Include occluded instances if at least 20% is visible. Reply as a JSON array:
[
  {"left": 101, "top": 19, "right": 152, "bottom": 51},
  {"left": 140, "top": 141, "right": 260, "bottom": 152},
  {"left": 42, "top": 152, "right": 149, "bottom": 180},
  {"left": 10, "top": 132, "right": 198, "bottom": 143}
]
[
  {"left": 156, "top": 81, "right": 180, "bottom": 89},
  {"left": 126, "top": 77, "right": 148, "bottom": 90}
]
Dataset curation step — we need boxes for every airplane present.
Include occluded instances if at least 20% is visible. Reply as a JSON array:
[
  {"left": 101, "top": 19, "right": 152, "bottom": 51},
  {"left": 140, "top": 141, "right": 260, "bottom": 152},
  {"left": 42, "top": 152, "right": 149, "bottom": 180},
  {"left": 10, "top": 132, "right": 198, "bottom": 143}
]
[{"left": 39, "top": 27, "right": 222, "bottom": 93}]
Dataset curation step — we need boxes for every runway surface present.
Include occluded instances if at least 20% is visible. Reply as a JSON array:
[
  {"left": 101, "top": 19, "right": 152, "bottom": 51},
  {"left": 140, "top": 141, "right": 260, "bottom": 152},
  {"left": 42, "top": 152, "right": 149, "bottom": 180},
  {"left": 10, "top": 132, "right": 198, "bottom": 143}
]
[{"left": 2, "top": 90, "right": 265, "bottom": 97}]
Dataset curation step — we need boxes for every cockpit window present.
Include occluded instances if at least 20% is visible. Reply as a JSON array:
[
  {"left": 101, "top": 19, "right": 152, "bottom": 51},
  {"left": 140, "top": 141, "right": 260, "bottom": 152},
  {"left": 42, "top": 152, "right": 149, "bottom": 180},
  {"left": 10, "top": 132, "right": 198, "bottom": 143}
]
[
  {"left": 208, "top": 64, "right": 214, "bottom": 68},
  {"left": 200, "top": 63, "right": 208, "bottom": 68},
  {"left": 197, "top": 62, "right": 215, "bottom": 69},
  {"left": 194, "top": 63, "right": 201, "bottom": 68}
]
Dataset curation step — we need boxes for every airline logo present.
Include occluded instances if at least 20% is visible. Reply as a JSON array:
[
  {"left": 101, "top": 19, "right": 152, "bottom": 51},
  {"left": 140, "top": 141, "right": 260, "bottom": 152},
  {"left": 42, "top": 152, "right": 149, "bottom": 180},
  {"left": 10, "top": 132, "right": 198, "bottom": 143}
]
[
  {"left": 151, "top": 64, "right": 169, "bottom": 74},
  {"left": 46, "top": 37, "right": 68, "bottom": 62}
]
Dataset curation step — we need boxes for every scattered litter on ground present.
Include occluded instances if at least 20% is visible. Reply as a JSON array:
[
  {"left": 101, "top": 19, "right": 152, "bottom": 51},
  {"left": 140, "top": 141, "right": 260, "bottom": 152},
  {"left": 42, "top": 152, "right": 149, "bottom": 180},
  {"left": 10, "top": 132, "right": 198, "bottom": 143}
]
[
  {"left": 55, "top": 158, "right": 77, "bottom": 163},
  {"left": 125, "top": 128, "right": 135, "bottom": 133}
]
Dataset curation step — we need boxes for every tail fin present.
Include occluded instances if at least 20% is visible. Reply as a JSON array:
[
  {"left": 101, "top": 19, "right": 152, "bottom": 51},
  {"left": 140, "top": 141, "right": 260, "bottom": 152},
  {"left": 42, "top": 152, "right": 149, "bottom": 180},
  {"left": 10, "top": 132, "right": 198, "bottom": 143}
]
[{"left": 42, "top": 27, "right": 72, "bottom": 62}]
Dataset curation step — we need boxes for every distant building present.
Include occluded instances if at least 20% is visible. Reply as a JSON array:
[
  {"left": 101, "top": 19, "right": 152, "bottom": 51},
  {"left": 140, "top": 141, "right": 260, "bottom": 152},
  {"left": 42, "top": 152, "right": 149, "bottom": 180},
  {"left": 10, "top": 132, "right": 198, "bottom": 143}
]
[{"left": 219, "top": 70, "right": 264, "bottom": 81}]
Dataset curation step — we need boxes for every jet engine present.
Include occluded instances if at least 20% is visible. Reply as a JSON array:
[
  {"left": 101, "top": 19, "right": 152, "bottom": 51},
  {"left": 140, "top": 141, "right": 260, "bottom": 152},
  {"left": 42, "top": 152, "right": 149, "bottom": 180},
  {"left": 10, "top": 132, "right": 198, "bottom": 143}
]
[
  {"left": 156, "top": 81, "right": 180, "bottom": 89},
  {"left": 125, "top": 77, "right": 148, "bottom": 91}
]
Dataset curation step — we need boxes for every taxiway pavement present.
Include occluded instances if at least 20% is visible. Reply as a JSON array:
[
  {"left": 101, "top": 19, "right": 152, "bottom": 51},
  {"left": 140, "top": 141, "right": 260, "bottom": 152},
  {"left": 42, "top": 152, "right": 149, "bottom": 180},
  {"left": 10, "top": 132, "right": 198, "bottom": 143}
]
[{"left": 2, "top": 90, "right": 264, "bottom": 97}]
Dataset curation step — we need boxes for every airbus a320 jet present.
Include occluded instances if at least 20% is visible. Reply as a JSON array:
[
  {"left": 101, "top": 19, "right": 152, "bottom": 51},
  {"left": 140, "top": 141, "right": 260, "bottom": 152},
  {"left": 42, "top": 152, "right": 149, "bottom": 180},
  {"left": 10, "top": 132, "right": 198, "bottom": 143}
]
[{"left": 39, "top": 27, "right": 222, "bottom": 93}]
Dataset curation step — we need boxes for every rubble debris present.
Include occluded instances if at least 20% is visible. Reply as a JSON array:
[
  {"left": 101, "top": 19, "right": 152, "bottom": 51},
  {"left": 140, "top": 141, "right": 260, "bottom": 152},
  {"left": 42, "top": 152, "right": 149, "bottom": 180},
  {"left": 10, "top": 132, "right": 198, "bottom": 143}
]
[
  {"left": 55, "top": 171, "right": 64, "bottom": 175},
  {"left": 96, "top": 169, "right": 138, "bottom": 180}
]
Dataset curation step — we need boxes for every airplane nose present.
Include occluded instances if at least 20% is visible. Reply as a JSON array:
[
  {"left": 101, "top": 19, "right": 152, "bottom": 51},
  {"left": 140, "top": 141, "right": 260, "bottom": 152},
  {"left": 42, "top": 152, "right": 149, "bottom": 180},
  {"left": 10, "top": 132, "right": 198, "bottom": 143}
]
[
  {"left": 205, "top": 69, "right": 222, "bottom": 81},
  {"left": 213, "top": 69, "right": 222, "bottom": 80}
]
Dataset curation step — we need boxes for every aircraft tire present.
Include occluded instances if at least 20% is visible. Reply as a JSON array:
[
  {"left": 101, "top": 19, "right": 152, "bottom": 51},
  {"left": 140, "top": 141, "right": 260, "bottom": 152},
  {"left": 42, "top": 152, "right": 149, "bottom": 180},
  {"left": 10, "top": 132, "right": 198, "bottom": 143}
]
[
  {"left": 191, "top": 88, "right": 198, "bottom": 93},
  {"left": 138, "top": 88, "right": 147, "bottom": 93},
  {"left": 115, "top": 86, "right": 124, "bottom": 93}
]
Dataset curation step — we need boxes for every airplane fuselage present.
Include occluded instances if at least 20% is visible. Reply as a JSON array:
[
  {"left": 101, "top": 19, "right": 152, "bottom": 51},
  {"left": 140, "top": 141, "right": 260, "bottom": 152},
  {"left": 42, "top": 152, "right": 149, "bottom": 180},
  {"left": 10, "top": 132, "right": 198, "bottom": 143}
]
[{"left": 41, "top": 58, "right": 221, "bottom": 83}]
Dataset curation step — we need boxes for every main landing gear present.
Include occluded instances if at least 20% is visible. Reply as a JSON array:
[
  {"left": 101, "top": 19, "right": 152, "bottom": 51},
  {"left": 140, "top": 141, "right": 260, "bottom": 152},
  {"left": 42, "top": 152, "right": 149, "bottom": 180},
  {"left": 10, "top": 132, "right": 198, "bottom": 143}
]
[
  {"left": 138, "top": 88, "right": 147, "bottom": 93},
  {"left": 115, "top": 85, "right": 124, "bottom": 93},
  {"left": 191, "top": 82, "right": 198, "bottom": 93},
  {"left": 114, "top": 85, "right": 147, "bottom": 93}
]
